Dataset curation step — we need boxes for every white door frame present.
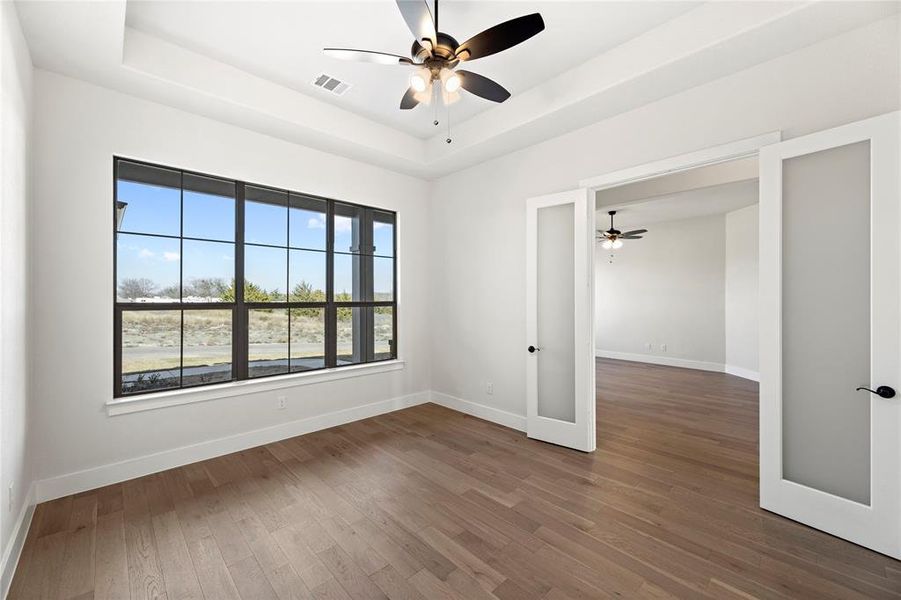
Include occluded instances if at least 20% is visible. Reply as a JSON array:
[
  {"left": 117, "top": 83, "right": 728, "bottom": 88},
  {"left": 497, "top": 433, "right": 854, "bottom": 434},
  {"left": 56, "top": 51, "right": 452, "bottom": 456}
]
[
  {"left": 526, "top": 189, "right": 597, "bottom": 452},
  {"left": 577, "top": 135, "right": 779, "bottom": 438},
  {"left": 578, "top": 132, "right": 782, "bottom": 192},
  {"left": 758, "top": 112, "right": 901, "bottom": 559}
]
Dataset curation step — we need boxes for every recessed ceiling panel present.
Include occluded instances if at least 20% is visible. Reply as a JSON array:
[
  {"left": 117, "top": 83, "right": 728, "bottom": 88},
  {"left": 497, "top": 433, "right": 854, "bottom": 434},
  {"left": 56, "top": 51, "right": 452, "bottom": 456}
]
[{"left": 125, "top": 1, "right": 699, "bottom": 138}]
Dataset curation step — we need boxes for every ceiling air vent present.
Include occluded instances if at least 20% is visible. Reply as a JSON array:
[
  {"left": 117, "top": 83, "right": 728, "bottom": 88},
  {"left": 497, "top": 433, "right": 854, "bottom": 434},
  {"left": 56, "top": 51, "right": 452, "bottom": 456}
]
[{"left": 312, "top": 73, "right": 351, "bottom": 96}]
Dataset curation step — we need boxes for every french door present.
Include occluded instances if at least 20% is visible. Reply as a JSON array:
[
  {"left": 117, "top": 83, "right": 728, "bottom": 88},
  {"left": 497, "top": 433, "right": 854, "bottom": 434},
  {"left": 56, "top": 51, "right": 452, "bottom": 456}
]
[
  {"left": 525, "top": 189, "right": 595, "bottom": 452},
  {"left": 759, "top": 112, "right": 901, "bottom": 558}
]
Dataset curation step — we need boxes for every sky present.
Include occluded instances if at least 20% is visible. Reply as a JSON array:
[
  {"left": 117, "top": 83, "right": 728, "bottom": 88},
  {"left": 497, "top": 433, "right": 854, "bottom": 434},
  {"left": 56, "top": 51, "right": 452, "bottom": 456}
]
[{"left": 116, "top": 180, "right": 393, "bottom": 298}]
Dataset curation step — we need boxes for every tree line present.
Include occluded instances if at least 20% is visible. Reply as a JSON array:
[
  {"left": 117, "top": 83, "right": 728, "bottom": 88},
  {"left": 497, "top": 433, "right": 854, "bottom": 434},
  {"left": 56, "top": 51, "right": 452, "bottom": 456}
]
[
  {"left": 116, "top": 278, "right": 393, "bottom": 319},
  {"left": 118, "top": 277, "right": 327, "bottom": 303}
]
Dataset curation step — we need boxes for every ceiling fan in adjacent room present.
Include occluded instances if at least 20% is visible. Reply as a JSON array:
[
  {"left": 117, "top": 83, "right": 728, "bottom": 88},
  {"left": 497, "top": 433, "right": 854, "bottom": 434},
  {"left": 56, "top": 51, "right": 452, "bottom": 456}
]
[
  {"left": 597, "top": 211, "right": 647, "bottom": 249},
  {"left": 323, "top": 0, "right": 545, "bottom": 111}
]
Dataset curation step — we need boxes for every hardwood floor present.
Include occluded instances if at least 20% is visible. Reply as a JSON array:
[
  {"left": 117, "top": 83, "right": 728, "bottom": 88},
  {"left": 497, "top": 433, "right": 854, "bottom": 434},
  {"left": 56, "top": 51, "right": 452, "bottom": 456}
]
[{"left": 9, "top": 358, "right": 901, "bottom": 599}]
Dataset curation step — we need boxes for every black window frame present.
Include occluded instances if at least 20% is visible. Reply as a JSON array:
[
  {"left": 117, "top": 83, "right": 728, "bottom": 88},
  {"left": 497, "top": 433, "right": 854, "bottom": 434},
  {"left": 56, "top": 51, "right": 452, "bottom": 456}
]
[{"left": 113, "top": 157, "right": 397, "bottom": 398}]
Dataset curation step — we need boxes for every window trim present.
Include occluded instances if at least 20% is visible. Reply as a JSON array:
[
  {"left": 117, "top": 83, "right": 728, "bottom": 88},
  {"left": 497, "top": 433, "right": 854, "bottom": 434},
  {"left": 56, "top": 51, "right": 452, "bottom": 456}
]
[
  {"left": 105, "top": 359, "right": 406, "bottom": 416},
  {"left": 113, "top": 156, "right": 399, "bottom": 400}
]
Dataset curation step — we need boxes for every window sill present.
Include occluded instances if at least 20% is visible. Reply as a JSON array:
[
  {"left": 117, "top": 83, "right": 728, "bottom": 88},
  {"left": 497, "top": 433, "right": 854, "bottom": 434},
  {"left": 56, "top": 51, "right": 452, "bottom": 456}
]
[{"left": 106, "top": 360, "right": 406, "bottom": 416}]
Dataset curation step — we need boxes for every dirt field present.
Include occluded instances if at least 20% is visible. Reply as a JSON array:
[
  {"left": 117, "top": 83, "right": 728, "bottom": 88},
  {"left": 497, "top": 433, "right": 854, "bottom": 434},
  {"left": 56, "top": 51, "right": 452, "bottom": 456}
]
[{"left": 121, "top": 308, "right": 392, "bottom": 388}]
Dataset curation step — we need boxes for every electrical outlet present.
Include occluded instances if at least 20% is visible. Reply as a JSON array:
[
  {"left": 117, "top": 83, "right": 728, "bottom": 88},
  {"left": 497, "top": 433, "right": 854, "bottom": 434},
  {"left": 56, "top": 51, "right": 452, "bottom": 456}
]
[
  {"left": 8, "top": 482, "right": 13, "bottom": 512},
  {"left": 660, "top": 343, "right": 667, "bottom": 352},
  {"left": 486, "top": 382, "right": 494, "bottom": 395},
  {"left": 277, "top": 396, "right": 287, "bottom": 410}
]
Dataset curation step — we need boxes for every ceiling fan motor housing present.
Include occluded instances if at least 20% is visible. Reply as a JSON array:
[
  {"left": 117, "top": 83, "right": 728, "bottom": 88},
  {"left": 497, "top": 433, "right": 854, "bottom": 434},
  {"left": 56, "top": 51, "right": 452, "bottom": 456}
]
[{"left": 412, "top": 33, "right": 461, "bottom": 77}]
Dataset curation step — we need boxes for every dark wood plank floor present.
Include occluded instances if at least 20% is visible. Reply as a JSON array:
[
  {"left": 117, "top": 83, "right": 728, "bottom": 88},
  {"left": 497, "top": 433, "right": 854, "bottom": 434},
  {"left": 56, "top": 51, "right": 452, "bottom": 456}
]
[{"left": 9, "top": 358, "right": 901, "bottom": 599}]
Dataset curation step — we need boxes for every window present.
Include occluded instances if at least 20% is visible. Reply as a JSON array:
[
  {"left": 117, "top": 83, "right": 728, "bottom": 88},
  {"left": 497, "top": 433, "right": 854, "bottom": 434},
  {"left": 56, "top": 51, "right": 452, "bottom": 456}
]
[{"left": 114, "top": 158, "right": 397, "bottom": 397}]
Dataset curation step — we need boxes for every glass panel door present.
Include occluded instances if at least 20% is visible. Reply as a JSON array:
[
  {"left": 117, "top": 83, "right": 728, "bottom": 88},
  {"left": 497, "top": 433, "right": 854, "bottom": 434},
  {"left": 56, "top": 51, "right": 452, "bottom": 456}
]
[
  {"left": 759, "top": 112, "right": 901, "bottom": 559},
  {"left": 526, "top": 190, "right": 595, "bottom": 452}
]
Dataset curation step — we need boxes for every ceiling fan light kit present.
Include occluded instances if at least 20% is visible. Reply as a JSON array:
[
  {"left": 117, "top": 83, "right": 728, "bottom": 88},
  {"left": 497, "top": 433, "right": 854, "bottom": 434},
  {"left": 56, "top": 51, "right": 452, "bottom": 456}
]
[{"left": 323, "top": 0, "right": 545, "bottom": 143}]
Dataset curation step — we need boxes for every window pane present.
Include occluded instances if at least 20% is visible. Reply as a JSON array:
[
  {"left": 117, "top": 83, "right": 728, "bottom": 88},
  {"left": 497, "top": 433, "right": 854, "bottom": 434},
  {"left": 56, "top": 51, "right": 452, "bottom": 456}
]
[
  {"left": 334, "top": 253, "right": 363, "bottom": 301},
  {"left": 116, "top": 234, "right": 180, "bottom": 301},
  {"left": 246, "top": 186, "right": 287, "bottom": 246},
  {"left": 116, "top": 162, "right": 180, "bottom": 236},
  {"left": 336, "top": 306, "right": 364, "bottom": 366},
  {"left": 245, "top": 245, "right": 287, "bottom": 301},
  {"left": 289, "top": 250, "right": 326, "bottom": 302},
  {"left": 374, "top": 306, "right": 395, "bottom": 360},
  {"left": 249, "top": 308, "right": 289, "bottom": 378},
  {"left": 183, "top": 310, "right": 233, "bottom": 386},
  {"left": 183, "top": 174, "right": 235, "bottom": 242},
  {"left": 289, "top": 195, "right": 327, "bottom": 250},
  {"left": 333, "top": 203, "right": 363, "bottom": 253},
  {"left": 372, "top": 213, "right": 394, "bottom": 257},
  {"left": 121, "top": 310, "right": 180, "bottom": 394},
  {"left": 183, "top": 240, "right": 234, "bottom": 302},
  {"left": 290, "top": 308, "right": 325, "bottom": 372},
  {"left": 374, "top": 257, "right": 393, "bottom": 301}
]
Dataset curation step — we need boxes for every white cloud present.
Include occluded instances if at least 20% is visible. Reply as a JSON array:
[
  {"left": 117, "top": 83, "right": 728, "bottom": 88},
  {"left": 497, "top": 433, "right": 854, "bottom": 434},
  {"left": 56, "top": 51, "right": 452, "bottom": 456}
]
[
  {"left": 307, "top": 215, "right": 326, "bottom": 230},
  {"left": 334, "top": 216, "right": 352, "bottom": 232},
  {"left": 163, "top": 252, "right": 180, "bottom": 262},
  {"left": 138, "top": 248, "right": 155, "bottom": 259}
]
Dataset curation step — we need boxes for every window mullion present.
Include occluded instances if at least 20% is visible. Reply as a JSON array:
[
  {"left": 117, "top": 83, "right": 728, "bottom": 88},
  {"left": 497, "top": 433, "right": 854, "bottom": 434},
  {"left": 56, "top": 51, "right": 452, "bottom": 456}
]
[
  {"left": 326, "top": 200, "right": 336, "bottom": 367},
  {"left": 234, "top": 182, "right": 248, "bottom": 381},
  {"left": 362, "top": 209, "right": 375, "bottom": 362},
  {"left": 179, "top": 171, "right": 185, "bottom": 386}
]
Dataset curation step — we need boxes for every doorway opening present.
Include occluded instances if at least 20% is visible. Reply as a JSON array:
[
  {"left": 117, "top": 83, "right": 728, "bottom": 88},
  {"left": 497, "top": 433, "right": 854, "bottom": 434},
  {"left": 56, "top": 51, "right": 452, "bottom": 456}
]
[
  {"left": 594, "top": 155, "right": 760, "bottom": 382},
  {"left": 592, "top": 154, "right": 762, "bottom": 516}
]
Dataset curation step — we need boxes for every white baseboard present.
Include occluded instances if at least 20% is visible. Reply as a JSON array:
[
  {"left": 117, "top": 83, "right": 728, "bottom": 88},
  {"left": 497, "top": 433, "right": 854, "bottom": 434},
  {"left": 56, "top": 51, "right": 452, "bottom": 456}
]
[
  {"left": 429, "top": 391, "right": 526, "bottom": 432},
  {"left": 595, "top": 350, "right": 760, "bottom": 383},
  {"left": 724, "top": 364, "right": 760, "bottom": 382},
  {"left": 34, "top": 391, "right": 430, "bottom": 503},
  {"left": 1, "top": 482, "right": 36, "bottom": 600},
  {"left": 596, "top": 349, "right": 724, "bottom": 373}
]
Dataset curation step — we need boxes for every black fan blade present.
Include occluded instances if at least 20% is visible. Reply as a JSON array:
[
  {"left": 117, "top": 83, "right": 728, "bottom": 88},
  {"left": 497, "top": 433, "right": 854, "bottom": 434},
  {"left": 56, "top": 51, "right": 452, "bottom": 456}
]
[
  {"left": 455, "top": 13, "right": 545, "bottom": 61},
  {"left": 620, "top": 229, "right": 647, "bottom": 236},
  {"left": 620, "top": 235, "right": 643, "bottom": 240},
  {"left": 457, "top": 70, "right": 510, "bottom": 103},
  {"left": 323, "top": 48, "right": 414, "bottom": 65},
  {"left": 396, "top": 0, "right": 437, "bottom": 48},
  {"left": 400, "top": 87, "right": 419, "bottom": 110}
]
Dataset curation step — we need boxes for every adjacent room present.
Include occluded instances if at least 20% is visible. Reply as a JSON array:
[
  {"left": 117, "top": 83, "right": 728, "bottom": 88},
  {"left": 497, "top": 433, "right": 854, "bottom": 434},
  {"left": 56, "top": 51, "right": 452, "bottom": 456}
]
[
  {"left": 594, "top": 158, "right": 759, "bottom": 381},
  {"left": 2, "top": 1, "right": 900, "bottom": 599}
]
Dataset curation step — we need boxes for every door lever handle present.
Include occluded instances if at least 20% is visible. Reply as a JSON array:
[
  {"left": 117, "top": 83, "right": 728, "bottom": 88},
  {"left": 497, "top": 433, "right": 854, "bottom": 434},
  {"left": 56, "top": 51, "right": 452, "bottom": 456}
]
[{"left": 856, "top": 385, "right": 896, "bottom": 399}]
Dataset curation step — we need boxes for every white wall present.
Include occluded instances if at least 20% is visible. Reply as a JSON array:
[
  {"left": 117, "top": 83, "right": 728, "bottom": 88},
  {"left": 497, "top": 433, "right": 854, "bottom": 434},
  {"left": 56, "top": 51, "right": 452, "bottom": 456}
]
[
  {"left": 429, "top": 15, "right": 899, "bottom": 417},
  {"left": 725, "top": 205, "right": 759, "bottom": 379},
  {"left": 595, "top": 214, "right": 726, "bottom": 369},
  {"left": 0, "top": 0, "right": 34, "bottom": 588},
  {"left": 29, "top": 71, "right": 432, "bottom": 492}
]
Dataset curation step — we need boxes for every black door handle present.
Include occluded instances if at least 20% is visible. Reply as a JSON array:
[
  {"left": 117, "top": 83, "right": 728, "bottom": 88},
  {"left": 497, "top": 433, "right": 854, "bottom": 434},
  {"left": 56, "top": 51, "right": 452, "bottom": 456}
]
[
  {"left": 856, "top": 385, "right": 896, "bottom": 399},
  {"left": 528, "top": 346, "right": 540, "bottom": 353}
]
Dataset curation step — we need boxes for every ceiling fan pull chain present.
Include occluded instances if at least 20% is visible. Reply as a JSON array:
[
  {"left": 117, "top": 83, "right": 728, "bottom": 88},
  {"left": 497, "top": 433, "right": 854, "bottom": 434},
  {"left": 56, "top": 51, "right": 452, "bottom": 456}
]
[
  {"left": 446, "top": 100, "right": 452, "bottom": 144},
  {"left": 434, "top": 83, "right": 439, "bottom": 126}
]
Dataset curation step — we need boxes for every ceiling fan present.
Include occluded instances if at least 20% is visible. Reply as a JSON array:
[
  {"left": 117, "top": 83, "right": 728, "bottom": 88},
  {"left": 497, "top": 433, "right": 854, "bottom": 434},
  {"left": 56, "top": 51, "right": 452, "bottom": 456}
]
[
  {"left": 597, "top": 211, "right": 647, "bottom": 249},
  {"left": 323, "top": 0, "right": 545, "bottom": 110}
]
